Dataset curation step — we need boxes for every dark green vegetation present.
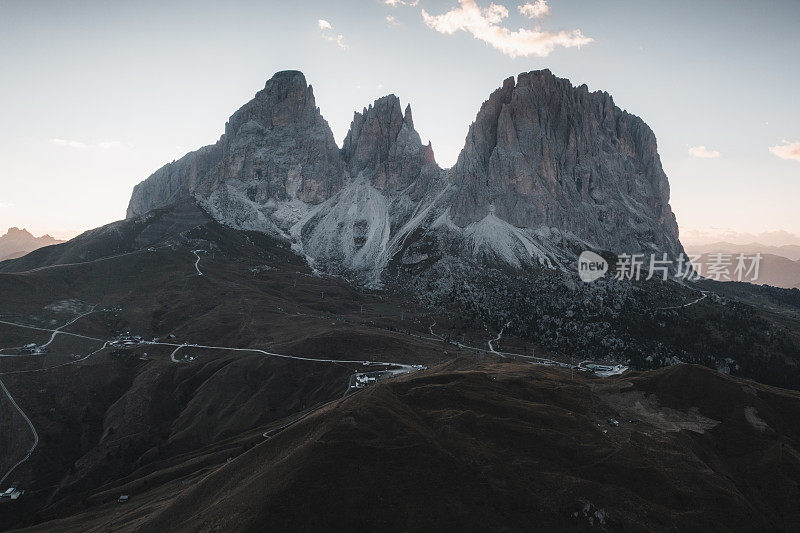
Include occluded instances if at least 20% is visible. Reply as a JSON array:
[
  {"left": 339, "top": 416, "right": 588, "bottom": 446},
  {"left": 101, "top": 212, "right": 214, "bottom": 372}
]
[
  {"left": 2, "top": 201, "right": 800, "bottom": 531},
  {"left": 394, "top": 250, "right": 800, "bottom": 390}
]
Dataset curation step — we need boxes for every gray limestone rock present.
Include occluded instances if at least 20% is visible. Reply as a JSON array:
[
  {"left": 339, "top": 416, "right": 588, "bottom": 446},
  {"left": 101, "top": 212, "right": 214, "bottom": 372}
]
[
  {"left": 125, "top": 69, "right": 684, "bottom": 282},
  {"left": 450, "top": 70, "right": 682, "bottom": 258},
  {"left": 126, "top": 70, "right": 345, "bottom": 218}
]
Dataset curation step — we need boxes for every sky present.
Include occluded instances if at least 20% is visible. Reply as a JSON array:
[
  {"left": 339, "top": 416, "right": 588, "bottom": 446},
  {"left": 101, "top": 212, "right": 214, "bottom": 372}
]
[{"left": 0, "top": 0, "right": 798, "bottom": 243}]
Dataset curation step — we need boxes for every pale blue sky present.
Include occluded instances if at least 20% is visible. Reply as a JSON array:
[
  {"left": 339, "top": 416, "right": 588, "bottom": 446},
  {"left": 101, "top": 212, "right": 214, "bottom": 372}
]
[{"left": 1, "top": 0, "right": 798, "bottom": 241}]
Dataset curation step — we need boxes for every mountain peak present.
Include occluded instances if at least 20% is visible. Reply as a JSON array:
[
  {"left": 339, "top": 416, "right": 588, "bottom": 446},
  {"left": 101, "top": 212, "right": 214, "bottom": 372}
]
[
  {"left": 451, "top": 70, "right": 681, "bottom": 258},
  {"left": 4, "top": 227, "right": 32, "bottom": 237},
  {"left": 128, "top": 70, "right": 344, "bottom": 218},
  {"left": 403, "top": 103, "right": 414, "bottom": 129},
  {"left": 0, "top": 226, "right": 62, "bottom": 261},
  {"left": 1, "top": 227, "right": 61, "bottom": 243},
  {"left": 266, "top": 69, "right": 306, "bottom": 85},
  {"left": 341, "top": 94, "right": 435, "bottom": 191},
  {"left": 225, "top": 69, "right": 319, "bottom": 135}
]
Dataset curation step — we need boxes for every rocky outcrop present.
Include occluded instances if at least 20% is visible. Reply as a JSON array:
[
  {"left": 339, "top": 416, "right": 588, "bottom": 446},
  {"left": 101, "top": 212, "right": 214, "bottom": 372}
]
[
  {"left": 294, "top": 95, "right": 443, "bottom": 283},
  {"left": 127, "top": 70, "right": 345, "bottom": 218},
  {"left": 451, "top": 69, "right": 681, "bottom": 257},
  {"left": 341, "top": 95, "right": 436, "bottom": 193}
]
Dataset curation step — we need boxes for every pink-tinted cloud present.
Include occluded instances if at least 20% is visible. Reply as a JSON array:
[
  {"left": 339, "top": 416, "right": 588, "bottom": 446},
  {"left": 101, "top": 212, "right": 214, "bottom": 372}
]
[
  {"left": 688, "top": 145, "right": 721, "bottom": 159},
  {"left": 769, "top": 140, "right": 800, "bottom": 163},
  {"left": 317, "top": 19, "right": 347, "bottom": 49},
  {"left": 518, "top": 0, "right": 549, "bottom": 19},
  {"left": 422, "top": 0, "right": 592, "bottom": 58}
]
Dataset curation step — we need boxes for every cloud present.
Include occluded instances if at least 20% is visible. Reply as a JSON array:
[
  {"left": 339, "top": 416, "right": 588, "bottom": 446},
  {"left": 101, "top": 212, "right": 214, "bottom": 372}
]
[
  {"left": 688, "top": 145, "right": 721, "bottom": 159},
  {"left": 52, "top": 138, "right": 87, "bottom": 149},
  {"left": 384, "top": 0, "right": 419, "bottom": 6},
  {"left": 518, "top": 0, "right": 549, "bottom": 19},
  {"left": 421, "top": 0, "right": 593, "bottom": 58},
  {"left": 327, "top": 34, "right": 347, "bottom": 49},
  {"left": 769, "top": 140, "right": 800, "bottom": 163},
  {"left": 97, "top": 141, "right": 122, "bottom": 149},
  {"left": 51, "top": 138, "right": 124, "bottom": 150},
  {"left": 317, "top": 20, "right": 347, "bottom": 49},
  {"left": 386, "top": 15, "right": 401, "bottom": 26}
]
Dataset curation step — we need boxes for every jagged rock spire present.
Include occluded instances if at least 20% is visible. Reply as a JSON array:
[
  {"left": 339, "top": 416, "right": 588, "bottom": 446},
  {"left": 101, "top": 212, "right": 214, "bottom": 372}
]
[{"left": 341, "top": 95, "right": 436, "bottom": 192}]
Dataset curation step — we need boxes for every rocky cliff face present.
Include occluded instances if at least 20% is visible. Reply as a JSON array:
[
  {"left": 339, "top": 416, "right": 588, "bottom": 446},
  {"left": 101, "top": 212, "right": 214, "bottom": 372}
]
[
  {"left": 450, "top": 70, "right": 681, "bottom": 258},
  {"left": 292, "top": 94, "right": 442, "bottom": 282},
  {"left": 127, "top": 71, "right": 344, "bottom": 219},
  {"left": 341, "top": 95, "right": 436, "bottom": 194},
  {"left": 126, "top": 69, "right": 684, "bottom": 284}
]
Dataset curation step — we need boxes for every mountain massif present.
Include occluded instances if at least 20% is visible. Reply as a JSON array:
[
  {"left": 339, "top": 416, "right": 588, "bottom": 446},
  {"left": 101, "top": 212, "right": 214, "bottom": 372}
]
[
  {"left": 0, "top": 228, "right": 62, "bottom": 261},
  {"left": 128, "top": 70, "right": 683, "bottom": 284}
]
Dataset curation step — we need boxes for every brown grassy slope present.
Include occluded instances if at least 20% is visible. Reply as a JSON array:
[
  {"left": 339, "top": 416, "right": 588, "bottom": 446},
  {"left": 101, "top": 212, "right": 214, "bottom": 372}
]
[{"left": 21, "top": 363, "right": 799, "bottom": 532}]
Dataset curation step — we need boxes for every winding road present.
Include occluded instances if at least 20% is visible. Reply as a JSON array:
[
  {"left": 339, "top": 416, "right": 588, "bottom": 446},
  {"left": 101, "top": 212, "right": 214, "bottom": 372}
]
[
  {"left": 429, "top": 319, "right": 440, "bottom": 339},
  {"left": 0, "top": 310, "right": 110, "bottom": 487},
  {"left": 656, "top": 290, "right": 708, "bottom": 311},
  {"left": 156, "top": 339, "right": 416, "bottom": 371},
  {"left": 0, "top": 377, "right": 39, "bottom": 486},
  {"left": 170, "top": 343, "right": 188, "bottom": 363},
  {"left": 40, "top": 306, "right": 99, "bottom": 349},
  {"left": 487, "top": 321, "right": 511, "bottom": 355},
  {"left": 192, "top": 250, "right": 204, "bottom": 276},
  {"left": 0, "top": 319, "right": 107, "bottom": 346},
  {"left": 424, "top": 315, "right": 567, "bottom": 367},
  {"left": 0, "top": 302, "right": 426, "bottom": 491}
]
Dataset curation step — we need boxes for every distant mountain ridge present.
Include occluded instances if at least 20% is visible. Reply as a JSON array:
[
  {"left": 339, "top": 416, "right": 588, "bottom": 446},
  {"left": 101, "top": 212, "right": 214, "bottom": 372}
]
[
  {"left": 685, "top": 242, "right": 800, "bottom": 289},
  {"left": 0, "top": 227, "right": 63, "bottom": 261},
  {"left": 127, "top": 69, "right": 684, "bottom": 285},
  {"left": 686, "top": 242, "right": 800, "bottom": 262}
]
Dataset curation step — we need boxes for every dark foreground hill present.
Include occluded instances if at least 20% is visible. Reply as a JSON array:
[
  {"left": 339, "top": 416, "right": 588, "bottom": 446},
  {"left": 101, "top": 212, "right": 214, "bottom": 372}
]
[
  {"left": 13, "top": 363, "right": 800, "bottom": 532},
  {"left": 1, "top": 200, "right": 800, "bottom": 531}
]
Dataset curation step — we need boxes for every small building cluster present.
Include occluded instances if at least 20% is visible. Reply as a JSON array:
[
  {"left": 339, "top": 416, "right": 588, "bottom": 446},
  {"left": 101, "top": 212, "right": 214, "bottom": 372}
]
[
  {"left": 111, "top": 332, "right": 144, "bottom": 347},
  {"left": 581, "top": 362, "right": 629, "bottom": 377},
  {"left": 0, "top": 483, "right": 23, "bottom": 502},
  {"left": 585, "top": 363, "right": 616, "bottom": 373},
  {"left": 353, "top": 374, "right": 377, "bottom": 388},
  {"left": 20, "top": 343, "right": 45, "bottom": 355}
]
